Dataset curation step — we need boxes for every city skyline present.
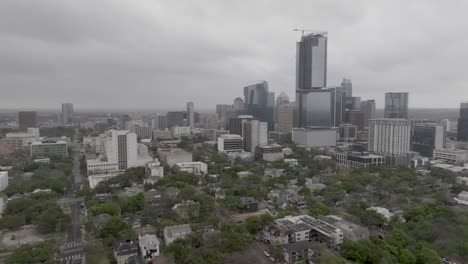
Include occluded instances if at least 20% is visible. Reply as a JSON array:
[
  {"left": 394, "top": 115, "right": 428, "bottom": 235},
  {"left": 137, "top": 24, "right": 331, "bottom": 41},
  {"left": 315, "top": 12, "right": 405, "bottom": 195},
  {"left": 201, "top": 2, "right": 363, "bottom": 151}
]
[{"left": 1, "top": 1, "right": 468, "bottom": 109}]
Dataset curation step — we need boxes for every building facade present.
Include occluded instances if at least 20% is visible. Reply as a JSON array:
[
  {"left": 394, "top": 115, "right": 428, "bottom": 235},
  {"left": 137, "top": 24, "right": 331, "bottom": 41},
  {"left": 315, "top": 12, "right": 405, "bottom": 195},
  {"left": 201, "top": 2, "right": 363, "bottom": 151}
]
[
  {"left": 457, "top": 102, "right": 468, "bottom": 141},
  {"left": 30, "top": 140, "right": 68, "bottom": 157},
  {"left": 433, "top": 148, "right": 468, "bottom": 164},
  {"left": 411, "top": 123, "right": 445, "bottom": 158},
  {"left": 186, "top": 102, "right": 195, "bottom": 127},
  {"left": 384, "top": 92, "right": 409, "bottom": 119},
  {"left": 217, "top": 134, "right": 243, "bottom": 153},
  {"left": 228, "top": 115, "right": 253, "bottom": 136},
  {"left": 360, "top": 100, "right": 376, "bottom": 129},
  {"left": 242, "top": 120, "right": 268, "bottom": 152},
  {"left": 292, "top": 127, "right": 337, "bottom": 147},
  {"left": 18, "top": 111, "right": 38, "bottom": 131},
  {"left": 175, "top": 162, "right": 208, "bottom": 175},
  {"left": 276, "top": 103, "right": 295, "bottom": 133},
  {"left": 368, "top": 119, "right": 411, "bottom": 165},
  {"left": 152, "top": 114, "right": 167, "bottom": 130},
  {"left": 244, "top": 81, "right": 275, "bottom": 130},
  {"left": 61, "top": 103, "right": 74, "bottom": 125},
  {"left": 336, "top": 152, "right": 385, "bottom": 168}
]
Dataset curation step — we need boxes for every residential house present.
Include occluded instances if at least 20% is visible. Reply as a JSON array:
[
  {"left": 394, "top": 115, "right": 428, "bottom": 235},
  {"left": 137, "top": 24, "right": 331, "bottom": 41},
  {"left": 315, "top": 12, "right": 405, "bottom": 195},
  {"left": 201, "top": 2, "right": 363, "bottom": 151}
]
[
  {"left": 172, "top": 200, "right": 200, "bottom": 219},
  {"left": 139, "top": 234, "right": 160, "bottom": 260},
  {"left": 113, "top": 241, "right": 138, "bottom": 264},
  {"left": 240, "top": 197, "right": 258, "bottom": 212},
  {"left": 164, "top": 224, "right": 193, "bottom": 245}
]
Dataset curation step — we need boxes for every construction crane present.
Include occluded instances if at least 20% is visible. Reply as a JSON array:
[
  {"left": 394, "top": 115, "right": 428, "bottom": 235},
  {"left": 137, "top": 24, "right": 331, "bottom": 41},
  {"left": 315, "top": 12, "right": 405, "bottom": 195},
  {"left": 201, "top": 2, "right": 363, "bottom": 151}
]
[{"left": 293, "top": 29, "right": 327, "bottom": 37}]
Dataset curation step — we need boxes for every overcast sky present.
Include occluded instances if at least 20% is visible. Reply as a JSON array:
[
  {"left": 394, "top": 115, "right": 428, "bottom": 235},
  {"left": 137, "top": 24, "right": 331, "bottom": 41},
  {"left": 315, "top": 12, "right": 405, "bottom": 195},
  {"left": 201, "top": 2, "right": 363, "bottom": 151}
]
[{"left": 1, "top": 0, "right": 467, "bottom": 110}]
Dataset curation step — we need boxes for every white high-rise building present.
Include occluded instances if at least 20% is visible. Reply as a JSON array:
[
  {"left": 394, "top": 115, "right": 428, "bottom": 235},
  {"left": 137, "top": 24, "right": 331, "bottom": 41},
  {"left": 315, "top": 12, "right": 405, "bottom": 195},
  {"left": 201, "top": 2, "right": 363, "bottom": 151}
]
[
  {"left": 87, "top": 130, "right": 153, "bottom": 174},
  {"left": 187, "top": 102, "right": 195, "bottom": 127},
  {"left": 242, "top": 120, "right": 268, "bottom": 152},
  {"left": 61, "top": 103, "right": 74, "bottom": 125},
  {"left": 368, "top": 119, "right": 411, "bottom": 165}
]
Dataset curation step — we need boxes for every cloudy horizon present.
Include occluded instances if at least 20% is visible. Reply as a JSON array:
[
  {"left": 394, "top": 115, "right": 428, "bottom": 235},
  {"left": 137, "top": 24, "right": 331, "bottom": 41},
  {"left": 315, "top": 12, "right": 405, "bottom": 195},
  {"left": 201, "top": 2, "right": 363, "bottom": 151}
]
[{"left": 1, "top": 0, "right": 468, "bottom": 110}]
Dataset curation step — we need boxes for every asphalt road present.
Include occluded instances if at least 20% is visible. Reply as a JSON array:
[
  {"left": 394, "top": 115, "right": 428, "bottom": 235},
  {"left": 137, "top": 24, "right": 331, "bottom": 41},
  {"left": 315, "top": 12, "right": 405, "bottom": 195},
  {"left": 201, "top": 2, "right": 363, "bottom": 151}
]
[{"left": 61, "top": 133, "right": 85, "bottom": 264}]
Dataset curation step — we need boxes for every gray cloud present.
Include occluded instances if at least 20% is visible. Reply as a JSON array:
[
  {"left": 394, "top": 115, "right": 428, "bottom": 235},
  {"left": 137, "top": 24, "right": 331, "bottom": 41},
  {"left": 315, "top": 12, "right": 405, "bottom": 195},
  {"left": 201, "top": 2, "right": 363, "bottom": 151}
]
[{"left": 0, "top": 0, "right": 467, "bottom": 110}]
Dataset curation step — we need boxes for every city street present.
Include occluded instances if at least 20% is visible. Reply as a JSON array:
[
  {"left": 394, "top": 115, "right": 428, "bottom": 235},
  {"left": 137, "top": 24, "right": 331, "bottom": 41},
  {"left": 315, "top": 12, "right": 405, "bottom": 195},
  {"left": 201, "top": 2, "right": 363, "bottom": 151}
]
[{"left": 61, "top": 132, "right": 85, "bottom": 264}]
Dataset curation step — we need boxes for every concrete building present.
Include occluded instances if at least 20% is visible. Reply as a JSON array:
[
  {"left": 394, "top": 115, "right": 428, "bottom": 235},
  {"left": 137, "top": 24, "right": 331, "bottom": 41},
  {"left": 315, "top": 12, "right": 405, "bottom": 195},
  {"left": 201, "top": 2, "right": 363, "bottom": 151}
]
[
  {"left": 228, "top": 115, "right": 253, "bottom": 136},
  {"left": 171, "top": 126, "right": 191, "bottom": 138},
  {"left": 411, "top": 123, "right": 445, "bottom": 158},
  {"left": 324, "top": 215, "right": 369, "bottom": 241},
  {"left": 255, "top": 144, "right": 284, "bottom": 162},
  {"left": 113, "top": 241, "right": 138, "bottom": 264},
  {"left": 263, "top": 215, "right": 343, "bottom": 249},
  {"left": 152, "top": 114, "right": 167, "bottom": 130},
  {"left": 175, "top": 162, "right": 208, "bottom": 175},
  {"left": 61, "top": 103, "right": 74, "bottom": 125},
  {"left": 134, "top": 126, "right": 152, "bottom": 139},
  {"left": 186, "top": 102, "right": 195, "bottom": 127},
  {"left": 346, "top": 110, "right": 365, "bottom": 131},
  {"left": 153, "top": 129, "right": 172, "bottom": 140},
  {"left": 457, "top": 102, "right": 468, "bottom": 141},
  {"left": 172, "top": 200, "right": 200, "bottom": 219},
  {"left": 284, "top": 158, "right": 299, "bottom": 167},
  {"left": 139, "top": 234, "right": 160, "bottom": 259},
  {"left": 86, "top": 130, "right": 153, "bottom": 175},
  {"left": 360, "top": 100, "right": 376, "bottom": 129},
  {"left": 164, "top": 224, "right": 192, "bottom": 245},
  {"left": 0, "top": 171, "right": 8, "bottom": 192},
  {"left": 242, "top": 120, "right": 268, "bottom": 152},
  {"left": 368, "top": 119, "right": 411, "bottom": 165},
  {"left": 200, "top": 129, "right": 229, "bottom": 141},
  {"left": 145, "top": 161, "right": 164, "bottom": 178},
  {"left": 30, "top": 140, "right": 68, "bottom": 157},
  {"left": 217, "top": 134, "right": 243, "bottom": 153},
  {"left": 276, "top": 103, "right": 295, "bottom": 133},
  {"left": 336, "top": 152, "right": 385, "bottom": 168},
  {"left": 0, "top": 128, "right": 40, "bottom": 150},
  {"left": 292, "top": 127, "right": 337, "bottom": 148},
  {"left": 158, "top": 148, "right": 192, "bottom": 167},
  {"left": 433, "top": 148, "right": 468, "bottom": 164},
  {"left": 384, "top": 92, "right": 409, "bottom": 119},
  {"left": 339, "top": 123, "right": 358, "bottom": 141},
  {"left": 216, "top": 104, "right": 236, "bottom": 129},
  {"left": 88, "top": 172, "right": 120, "bottom": 189},
  {"left": 18, "top": 111, "right": 38, "bottom": 131}
]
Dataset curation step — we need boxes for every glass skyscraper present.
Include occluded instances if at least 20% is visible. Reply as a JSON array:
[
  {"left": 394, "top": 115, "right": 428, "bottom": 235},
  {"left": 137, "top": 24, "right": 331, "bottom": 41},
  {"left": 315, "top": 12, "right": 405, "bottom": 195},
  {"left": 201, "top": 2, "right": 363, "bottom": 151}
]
[
  {"left": 244, "top": 81, "right": 275, "bottom": 130},
  {"left": 457, "top": 102, "right": 468, "bottom": 141}
]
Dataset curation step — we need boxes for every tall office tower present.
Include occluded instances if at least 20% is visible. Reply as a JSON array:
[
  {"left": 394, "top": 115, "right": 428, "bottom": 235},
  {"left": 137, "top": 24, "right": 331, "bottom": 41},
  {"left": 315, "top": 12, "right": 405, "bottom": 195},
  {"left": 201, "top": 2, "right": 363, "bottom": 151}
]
[
  {"left": 244, "top": 81, "right": 275, "bottom": 130},
  {"left": 233, "top": 97, "right": 244, "bottom": 112},
  {"left": 276, "top": 92, "right": 290, "bottom": 108},
  {"left": 332, "top": 87, "right": 346, "bottom": 127},
  {"left": 228, "top": 115, "right": 253, "bottom": 136},
  {"left": 18, "top": 111, "right": 38, "bottom": 131},
  {"left": 457, "top": 102, "right": 468, "bottom": 141},
  {"left": 242, "top": 120, "right": 268, "bottom": 152},
  {"left": 412, "top": 123, "right": 445, "bottom": 158},
  {"left": 296, "top": 32, "right": 327, "bottom": 90},
  {"left": 276, "top": 103, "right": 295, "bottom": 133},
  {"left": 360, "top": 100, "right": 376, "bottom": 129},
  {"left": 186, "top": 102, "right": 195, "bottom": 127},
  {"left": 384, "top": 92, "right": 409, "bottom": 119},
  {"left": 216, "top": 104, "right": 236, "bottom": 129},
  {"left": 166, "top": 111, "right": 186, "bottom": 128},
  {"left": 344, "top": 97, "right": 361, "bottom": 111},
  {"left": 346, "top": 110, "right": 365, "bottom": 131},
  {"left": 297, "top": 88, "right": 335, "bottom": 127},
  {"left": 61, "top": 103, "right": 74, "bottom": 125},
  {"left": 295, "top": 32, "right": 328, "bottom": 127},
  {"left": 151, "top": 114, "right": 167, "bottom": 130},
  {"left": 368, "top": 118, "right": 411, "bottom": 165},
  {"left": 106, "top": 130, "right": 138, "bottom": 170},
  {"left": 341, "top": 78, "right": 352, "bottom": 97}
]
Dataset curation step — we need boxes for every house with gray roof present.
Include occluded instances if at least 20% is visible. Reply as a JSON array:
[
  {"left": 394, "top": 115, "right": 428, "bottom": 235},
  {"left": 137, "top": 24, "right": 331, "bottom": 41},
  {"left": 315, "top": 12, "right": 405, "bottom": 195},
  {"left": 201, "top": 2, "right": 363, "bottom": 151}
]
[
  {"left": 113, "top": 241, "right": 138, "bottom": 264},
  {"left": 163, "top": 224, "right": 192, "bottom": 245}
]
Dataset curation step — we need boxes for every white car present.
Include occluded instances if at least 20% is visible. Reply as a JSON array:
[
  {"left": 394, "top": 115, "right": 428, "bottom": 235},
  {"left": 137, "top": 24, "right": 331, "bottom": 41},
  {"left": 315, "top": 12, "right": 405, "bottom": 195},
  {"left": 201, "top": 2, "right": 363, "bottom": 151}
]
[{"left": 263, "top": 251, "right": 270, "bottom": 257}]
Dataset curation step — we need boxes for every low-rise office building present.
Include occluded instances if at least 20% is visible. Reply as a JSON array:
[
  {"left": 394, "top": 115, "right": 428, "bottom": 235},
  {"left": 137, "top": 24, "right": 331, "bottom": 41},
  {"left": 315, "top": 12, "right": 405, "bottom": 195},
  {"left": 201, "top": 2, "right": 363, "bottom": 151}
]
[
  {"left": 433, "top": 148, "right": 468, "bottom": 164},
  {"left": 255, "top": 144, "right": 284, "bottom": 162},
  {"left": 292, "top": 127, "right": 337, "bottom": 148},
  {"left": 336, "top": 152, "right": 385, "bottom": 168},
  {"left": 218, "top": 134, "right": 243, "bottom": 153},
  {"left": 30, "top": 140, "right": 68, "bottom": 157},
  {"left": 175, "top": 161, "right": 208, "bottom": 175},
  {"left": 158, "top": 148, "right": 192, "bottom": 167}
]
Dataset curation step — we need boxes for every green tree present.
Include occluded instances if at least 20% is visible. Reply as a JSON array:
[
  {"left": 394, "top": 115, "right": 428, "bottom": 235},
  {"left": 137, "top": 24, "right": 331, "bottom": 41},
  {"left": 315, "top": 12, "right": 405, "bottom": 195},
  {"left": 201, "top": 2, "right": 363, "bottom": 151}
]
[{"left": 245, "top": 216, "right": 262, "bottom": 234}]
